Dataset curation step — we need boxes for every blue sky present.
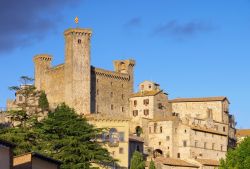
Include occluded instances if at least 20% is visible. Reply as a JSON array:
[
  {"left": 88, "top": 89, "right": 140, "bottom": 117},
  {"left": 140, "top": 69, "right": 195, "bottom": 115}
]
[{"left": 0, "top": 0, "right": 249, "bottom": 128}]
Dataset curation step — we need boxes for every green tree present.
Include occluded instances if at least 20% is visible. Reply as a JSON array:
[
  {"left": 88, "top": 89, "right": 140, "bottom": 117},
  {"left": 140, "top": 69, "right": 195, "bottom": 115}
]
[
  {"left": 0, "top": 103, "right": 115, "bottom": 169},
  {"left": 130, "top": 151, "right": 145, "bottom": 169},
  {"left": 149, "top": 160, "right": 156, "bottom": 169},
  {"left": 9, "top": 76, "right": 36, "bottom": 110},
  {"left": 38, "top": 91, "right": 49, "bottom": 111},
  {"left": 220, "top": 137, "right": 250, "bottom": 169}
]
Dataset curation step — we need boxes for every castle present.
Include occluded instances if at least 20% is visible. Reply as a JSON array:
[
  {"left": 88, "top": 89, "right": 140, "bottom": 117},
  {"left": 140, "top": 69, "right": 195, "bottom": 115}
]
[
  {"left": 5, "top": 26, "right": 237, "bottom": 169},
  {"left": 33, "top": 28, "right": 135, "bottom": 116}
]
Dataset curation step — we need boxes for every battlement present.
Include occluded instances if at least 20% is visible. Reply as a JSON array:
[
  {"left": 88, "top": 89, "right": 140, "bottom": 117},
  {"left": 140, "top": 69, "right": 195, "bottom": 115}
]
[
  {"left": 33, "top": 54, "right": 52, "bottom": 62},
  {"left": 64, "top": 28, "right": 92, "bottom": 36}
]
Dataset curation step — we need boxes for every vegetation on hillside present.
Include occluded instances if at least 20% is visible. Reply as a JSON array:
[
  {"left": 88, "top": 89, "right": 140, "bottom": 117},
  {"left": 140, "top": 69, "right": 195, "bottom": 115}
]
[{"left": 220, "top": 137, "right": 250, "bottom": 169}]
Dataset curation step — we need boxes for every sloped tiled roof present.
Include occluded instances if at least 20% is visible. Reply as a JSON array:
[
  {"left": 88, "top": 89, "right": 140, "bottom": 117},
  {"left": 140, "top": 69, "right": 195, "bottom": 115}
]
[
  {"left": 131, "top": 90, "right": 163, "bottom": 97},
  {"left": 169, "top": 96, "right": 229, "bottom": 103},
  {"left": 236, "top": 129, "right": 250, "bottom": 137},
  {"left": 196, "top": 159, "right": 220, "bottom": 166},
  {"left": 190, "top": 125, "right": 227, "bottom": 136},
  {"left": 155, "top": 157, "right": 199, "bottom": 168}
]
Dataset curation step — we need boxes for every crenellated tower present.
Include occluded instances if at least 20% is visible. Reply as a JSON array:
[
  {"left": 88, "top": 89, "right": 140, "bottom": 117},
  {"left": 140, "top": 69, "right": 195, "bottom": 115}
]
[
  {"left": 64, "top": 28, "right": 92, "bottom": 115},
  {"left": 114, "top": 59, "right": 135, "bottom": 93},
  {"left": 33, "top": 54, "right": 52, "bottom": 91}
]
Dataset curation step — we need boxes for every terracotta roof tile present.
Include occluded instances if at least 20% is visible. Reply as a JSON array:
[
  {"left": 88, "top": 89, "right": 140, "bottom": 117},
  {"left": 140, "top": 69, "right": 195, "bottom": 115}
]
[
  {"left": 169, "top": 96, "right": 229, "bottom": 103},
  {"left": 196, "top": 159, "right": 220, "bottom": 166},
  {"left": 150, "top": 116, "right": 179, "bottom": 122},
  {"left": 190, "top": 125, "right": 227, "bottom": 136},
  {"left": 236, "top": 129, "right": 250, "bottom": 137},
  {"left": 155, "top": 157, "right": 199, "bottom": 168}
]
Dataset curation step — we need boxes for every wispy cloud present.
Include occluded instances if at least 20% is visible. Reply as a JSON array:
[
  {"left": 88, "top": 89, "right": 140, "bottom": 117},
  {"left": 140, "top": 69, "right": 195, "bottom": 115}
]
[
  {"left": 124, "top": 17, "right": 142, "bottom": 28},
  {"left": 154, "top": 20, "right": 214, "bottom": 38},
  {"left": 0, "top": 0, "right": 80, "bottom": 54}
]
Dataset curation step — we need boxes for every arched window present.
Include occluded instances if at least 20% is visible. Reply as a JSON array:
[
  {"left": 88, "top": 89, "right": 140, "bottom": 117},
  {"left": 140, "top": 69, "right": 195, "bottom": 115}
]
[{"left": 135, "top": 126, "right": 143, "bottom": 137}]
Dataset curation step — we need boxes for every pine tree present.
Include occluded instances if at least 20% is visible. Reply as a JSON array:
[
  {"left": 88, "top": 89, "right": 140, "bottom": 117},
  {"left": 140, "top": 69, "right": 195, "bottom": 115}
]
[
  {"left": 130, "top": 151, "right": 145, "bottom": 169},
  {"left": 38, "top": 91, "right": 49, "bottom": 111},
  {"left": 0, "top": 103, "right": 115, "bottom": 169},
  {"left": 149, "top": 159, "right": 156, "bottom": 169}
]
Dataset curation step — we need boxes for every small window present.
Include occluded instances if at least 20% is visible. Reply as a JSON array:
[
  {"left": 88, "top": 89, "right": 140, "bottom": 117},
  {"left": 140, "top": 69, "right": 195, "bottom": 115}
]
[
  {"left": 110, "top": 92, "right": 113, "bottom": 97},
  {"left": 158, "top": 103, "right": 163, "bottom": 109},
  {"left": 111, "top": 82, "right": 113, "bottom": 86},
  {"left": 154, "top": 123, "right": 157, "bottom": 133},
  {"left": 144, "top": 109, "right": 149, "bottom": 116},
  {"left": 119, "top": 147, "right": 124, "bottom": 154},
  {"left": 221, "top": 145, "right": 223, "bottom": 151},
  {"left": 183, "top": 140, "right": 187, "bottom": 147},
  {"left": 159, "top": 141, "right": 161, "bottom": 146},
  {"left": 223, "top": 126, "right": 226, "bottom": 132},
  {"left": 195, "top": 141, "right": 198, "bottom": 147},
  {"left": 204, "top": 142, "right": 207, "bottom": 149},
  {"left": 166, "top": 136, "right": 170, "bottom": 141},
  {"left": 143, "top": 99, "right": 149, "bottom": 105},
  {"left": 111, "top": 104, "right": 114, "bottom": 110},
  {"left": 160, "top": 126, "right": 163, "bottom": 133},
  {"left": 18, "top": 96, "right": 23, "bottom": 102},
  {"left": 134, "top": 100, "right": 137, "bottom": 106},
  {"left": 122, "top": 84, "right": 124, "bottom": 88},
  {"left": 177, "top": 153, "right": 180, "bottom": 158},
  {"left": 133, "top": 110, "right": 138, "bottom": 117},
  {"left": 212, "top": 143, "right": 215, "bottom": 150},
  {"left": 184, "top": 129, "right": 187, "bottom": 133},
  {"left": 96, "top": 79, "right": 99, "bottom": 83},
  {"left": 149, "top": 85, "right": 152, "bottom": 89},
  {"left": 96, "top": 89, "right": 99, "bottom": 95},
  {"left": 121, "top": 107, "right": 124, "bottom": 112},
  {"left": 78, "top": 39, "right": 81, "bottom": 44},
  {"left": 121, "top": 94, "right": 124, "bottom": 100},
  {"left": 119, "top": 132, "right": 125, "bottom": 142}
]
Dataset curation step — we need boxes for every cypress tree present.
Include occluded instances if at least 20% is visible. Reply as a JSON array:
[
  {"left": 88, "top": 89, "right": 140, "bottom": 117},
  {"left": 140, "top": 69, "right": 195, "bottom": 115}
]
[{"left": 130, "top": 151, "right": 145, "bottom": 169}]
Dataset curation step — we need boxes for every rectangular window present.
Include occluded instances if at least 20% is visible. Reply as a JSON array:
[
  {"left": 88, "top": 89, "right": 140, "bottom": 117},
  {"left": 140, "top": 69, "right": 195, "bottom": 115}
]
[
  {"left": 158, "top": 103, "right": 163, "bottom": 109},
  {"left": 177, "top": 153, "right": 180, "bottom": 158},
  {"left": 166, "top": 136, "right": 170, "bottom": 141},
  {"left": 119, "top": 147, "right": 124, "bottom": 154},
  {"left": 223, "top": 126, "right": 226, "bottom": 132},
  {"left": 195, "top": 140, "right": 198, "bottom": 147},
  {"left": 18, "top": 95, "right": 23, "bottom": 102},
  {"left": 144, "top": 109, "right": 149, "bottom": 116},
  {"left": 143, "top": 99, "right": 149, "bottom": 105},
  {"left": 119, "top": 132, "right": 125, "bottom": 142},
  {"left": 183, "top": 140, "right": 187, "bottom": 147},
  {"left": 221, "top": 145, "right": 223, "bottom": 151},
  {"left": 96, "top": 89, "right": 99, "bottom": 95},
  {"left": 212, "top": 143, "right": 215, "bottom": 150},
  {"left": 111, "top": 104, "right": 114, "bottom": 110},
  {"left": 154, "top": 123, "right": 157, "bottom": 133},
  {"left": 134, "top": 100, "right": 137, "bottom": 106},
  {"left": 133, "top": 110, "right": 138, "bottom": 117}
]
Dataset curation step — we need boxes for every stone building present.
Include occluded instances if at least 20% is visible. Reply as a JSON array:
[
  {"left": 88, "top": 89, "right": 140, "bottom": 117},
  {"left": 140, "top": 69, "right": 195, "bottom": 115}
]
[
  {"left": 0, "top": 139, "right": 61, "bottom": 169},
  {"left": 33, "top": 28, "right": 135, "bottom": 115}
]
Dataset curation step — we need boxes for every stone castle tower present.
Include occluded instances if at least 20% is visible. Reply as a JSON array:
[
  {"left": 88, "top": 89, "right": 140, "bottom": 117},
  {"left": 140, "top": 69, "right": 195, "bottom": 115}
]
[
  {"left": 64, "top": 28, "right": 91, "bottom": 114},
  {"left": 33, "top": 27, "right": 135, "bottom": 115}
]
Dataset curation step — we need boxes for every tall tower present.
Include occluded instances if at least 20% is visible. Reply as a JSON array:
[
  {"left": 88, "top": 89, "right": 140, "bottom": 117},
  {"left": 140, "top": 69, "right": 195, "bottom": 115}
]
[
  {"left": 33, "top": 54, "right": 52, "bottom": 91},
  {"left": 64, "top": 28, "right": 92, "bottom": 115}
]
